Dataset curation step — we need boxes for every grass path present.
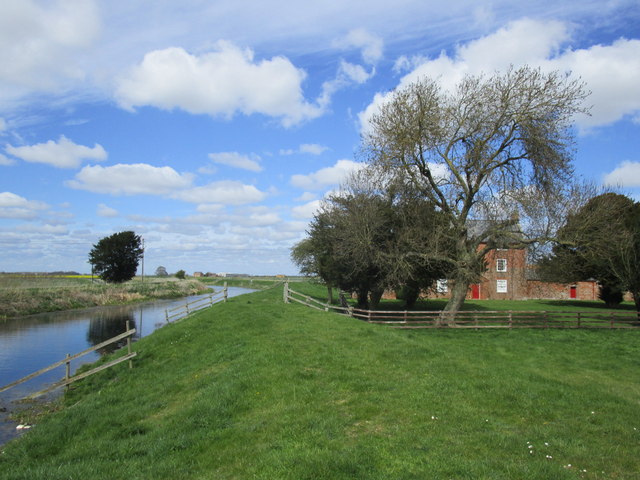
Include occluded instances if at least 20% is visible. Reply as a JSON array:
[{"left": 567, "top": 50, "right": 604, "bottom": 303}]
[{"left": 1, "top": 286, "right": 639, "bottom": 479}]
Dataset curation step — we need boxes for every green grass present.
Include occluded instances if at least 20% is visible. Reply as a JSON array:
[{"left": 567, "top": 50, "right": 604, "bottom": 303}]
[
  {"left": 290, "top": 281, "right": 638, "bottom": 314},
  {"left": 0, "top": 275, "right": 210, "bottom": 319},
  {"left": 1, "top": 285, "right": 639, "bottom": 479}
]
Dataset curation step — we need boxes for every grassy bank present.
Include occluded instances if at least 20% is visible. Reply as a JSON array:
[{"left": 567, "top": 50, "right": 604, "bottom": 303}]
[
  {"left": 1, "top": 285, "right": 638, "bottom": 479},
  {"left": 201, "top": 276, "right": 302, "bottom": 290},
  {"left": 0, "top": 275, "right": 210, "bottom": 319}
]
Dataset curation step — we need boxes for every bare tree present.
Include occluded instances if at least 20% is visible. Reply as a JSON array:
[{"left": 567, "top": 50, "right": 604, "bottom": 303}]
[{"left": 363, "top": 66, "right": 590, "bottom": 318}]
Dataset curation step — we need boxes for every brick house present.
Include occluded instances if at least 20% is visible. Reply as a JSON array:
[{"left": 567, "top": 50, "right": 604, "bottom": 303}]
[{"left": 428, "top": 244, "right": 598, "bottom": 301}]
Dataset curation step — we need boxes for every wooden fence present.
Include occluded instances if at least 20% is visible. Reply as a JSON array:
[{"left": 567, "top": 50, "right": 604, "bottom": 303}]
[
  {"left": 0, "top": 322, "right": 136, "bottom": 399},
  {"left": 283, "top": 283, "right": 639, "bottom": 329},
  {"left": 165, "top": 284, "right": 228, "bottom": 322}
]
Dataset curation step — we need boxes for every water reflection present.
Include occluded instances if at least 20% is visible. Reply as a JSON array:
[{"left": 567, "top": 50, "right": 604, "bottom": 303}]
[{"left": 87, "top": 313, "right": 136, "bottom": 354}]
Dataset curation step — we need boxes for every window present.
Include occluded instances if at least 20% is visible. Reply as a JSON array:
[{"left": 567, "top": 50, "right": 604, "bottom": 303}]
[
  {"left": 436, "top": 279, "right": 448, "bottom": 293},
  {"left": 496, "top": 279, "right": 508, "bottom": 293},
  {"left": 496, "top": 258, "right": 507, "bottom": 272}
]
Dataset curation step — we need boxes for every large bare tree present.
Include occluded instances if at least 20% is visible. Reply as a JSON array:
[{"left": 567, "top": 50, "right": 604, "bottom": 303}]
[{"left": 362, "top": 66, "right": 590, "bottom": 317}]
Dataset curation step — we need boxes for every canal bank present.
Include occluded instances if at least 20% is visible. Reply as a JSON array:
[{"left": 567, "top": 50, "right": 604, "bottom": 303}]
[{"left": 0, "top": 286, "right": 255, "bottom": 445}]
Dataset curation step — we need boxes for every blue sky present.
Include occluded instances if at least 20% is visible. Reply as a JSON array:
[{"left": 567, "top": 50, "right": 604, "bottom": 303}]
[{"left": 1, "top": 0, "right": 639, "bottom": 275}]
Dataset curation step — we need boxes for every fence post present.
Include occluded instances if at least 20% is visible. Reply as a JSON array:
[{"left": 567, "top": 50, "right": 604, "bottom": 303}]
[
  {"left": 224, "top": 282, "right": 228, "bottom": 302},
  {"left": 283, "top": 282, "right": 289, "bottom": 303},
  {"left": 165, "top": 309, "right": 169, "bottom": 323},
  {"left": 65, "top": 354, "right": 71, "bottom": 388},
  {"left": 126, "top": 320, "right": 133, "bottom": 369},
  {"left": 403, "top": 310, "right": 408, "bottom": 324},
  {"left": 611, "top": 311, "right": 614, "bottom": 329},
  {"left": 577, "top": 312, "right": 581, "bottom": 329},
  {"left": 508, "top": 311, "right": 513, "bottom": 329},
  {"left": 544, "top": 311, "right": 548, "bottom": 329}
]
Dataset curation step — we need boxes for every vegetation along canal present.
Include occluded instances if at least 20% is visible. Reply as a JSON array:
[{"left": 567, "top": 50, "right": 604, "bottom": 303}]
[{"left": 0, "top": 286, "right": 255, "bottom": 445}]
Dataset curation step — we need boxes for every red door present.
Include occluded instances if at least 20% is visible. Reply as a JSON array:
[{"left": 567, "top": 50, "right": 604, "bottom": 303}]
[
  {"left": 471, "top": 283, "right": 480, "bottom": 299},
  {"left": 570, "top": 286, "right": 577, "bottom": 299}
]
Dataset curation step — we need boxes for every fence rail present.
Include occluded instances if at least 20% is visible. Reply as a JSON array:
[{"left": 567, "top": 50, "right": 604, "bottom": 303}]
[
  {"left": 283, "top": 283, "right": 640, "bottom": 329},
  {"left": 165, "top": 284, "right": 228, "bottom": 322},
  {"left": 0, "top": 322, "right": 136, "bottom": 399}
]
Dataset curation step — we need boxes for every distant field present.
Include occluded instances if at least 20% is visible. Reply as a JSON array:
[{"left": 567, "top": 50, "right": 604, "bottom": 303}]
[
  {"left": 1, "top": 284, "right": 638, "bottom": 479},
  {"left": 0, "top": 275, "right": 209, "bottom": 319}
]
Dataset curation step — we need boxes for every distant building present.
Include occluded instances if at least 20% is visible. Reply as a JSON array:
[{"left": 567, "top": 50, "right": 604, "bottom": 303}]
[{"left": 193, "top": 272, "right": 204, "bottom": 277}]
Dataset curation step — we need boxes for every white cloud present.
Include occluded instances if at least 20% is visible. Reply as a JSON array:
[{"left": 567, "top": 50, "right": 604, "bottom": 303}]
[
  {"left": 0, "top": 0, "right": 100, "bottom": 100},
  {"left": 603, "top": 161, "right": 640, "bottom": 188},
  {"left": 15, "top": 224, "right": 68, "bottom": 234},
  {"left": 6, "top": 135, "right": 107, "bottom": 168},
  {"left": 361, "top": 19, "right": 640, "bottom": 132},
  {"left": 299, "top": 143, "right": 328, "bottom": 155},
  {"left": 0, "top": 118, "right": 6, "bottom": 132},
  {"left": 173, "top": 180, "right": 267, "bottom": 206},
  {"left": 68, "top": 163, "right": 193, "bottom": 195},
  {"left": 280, "top": 143, "right": 328, "bottom": 156},
  {"left": 335, "top": 28, "right": 383, "bottom": 64},
  {"left": 208, "top": 152, "right": 262, "bottom": 172},
  {"left": 0, "top": 153, "right": 13, "bottom": 166},
  {"left": 115, "top": 42, "right": 323, "bottom": 127},
  {"left": 296, "top": 192, "right": 317, "bottom": 202},
  {"left": 97, "top": 203, "right": 118, "bottom": 218},
  {"left": 0, "top": 191, "right": 48, "bottom": 219},
  {"left": 291, "top": 159, "right": 366, "bottom": 190},
  {"left": 291, "top": 199, "right": 321, "bottom": 219},
  {"left": 318, "top": 61, "right": 375, "bottom": 109}
]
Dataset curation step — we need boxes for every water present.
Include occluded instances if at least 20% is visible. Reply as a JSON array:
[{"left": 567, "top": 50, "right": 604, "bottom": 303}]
[{"left": 0, "top": 286, "right": 255, "bottom": 445}]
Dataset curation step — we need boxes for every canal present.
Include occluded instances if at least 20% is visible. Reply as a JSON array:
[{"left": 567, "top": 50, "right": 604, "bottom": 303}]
[{"left": 0, "top": 286, "right": 255, "bottom": 445}]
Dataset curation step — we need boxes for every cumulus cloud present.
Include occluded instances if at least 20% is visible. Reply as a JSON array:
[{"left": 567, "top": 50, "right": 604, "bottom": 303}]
[
  {"left": 115, "top": 42, "right": 323, "bottom": 127},
  {"left": 97, "top": 203, "right": 118, "bottom": 218},
  {"left": 67, "top": 163, "right": 193, "bottom": 195},
  {"left": 0, "top": 0, "right": 100, "bottom": 100},
  {"left": 0, "top": 153, "right": 13, "bottom": 166},
  {"left": 360, "top": 18, "right": 640, "bottom": 133},
  {"left": 0, "top": 191, "right": 48, "bottom": 219},
  {"left": 172, "top": 180, "right": 267, "bottom": 206},
  {"left": 603, "top": 161, "right": 640, "bottom": 188},
  {"left": 280, "top": 143, "right": 328, "bottom": 156},
  {"left": 291, "top": 159, "right": 365, "bottom": 190},
  {"left": 6, "top": 135, "right": 107, "bottom": 168},
  {"left": 291, "top": 199, "right": 321, "bottom": 219},
  {"left": 208, "top": 152, "right": 262, "bottom": 172},
  {"left": 335, "top": 28, "right": 383, "bottom": 64}
]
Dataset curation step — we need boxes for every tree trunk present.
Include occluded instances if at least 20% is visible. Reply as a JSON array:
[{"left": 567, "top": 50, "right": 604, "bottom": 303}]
[
  {"left": 356, "top": 287, "right": 369, "bottom": 309},
  {"left": 439, "top": 278, "right": 469, "bottom": 326},
  {"left": 369, "top": 287, "right": 384, "bottom": 310},
  {"left": 633, "top": 292, "right": 640, "bottom": 324}
]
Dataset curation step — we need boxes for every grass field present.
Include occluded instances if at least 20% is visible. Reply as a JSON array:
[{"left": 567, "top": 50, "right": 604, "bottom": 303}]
[
  {"left": 0, "top": 274, "right": 210, "bottom": 319},
  {"left": 1, "top": 284, "right": 638, "bottom": 479}
]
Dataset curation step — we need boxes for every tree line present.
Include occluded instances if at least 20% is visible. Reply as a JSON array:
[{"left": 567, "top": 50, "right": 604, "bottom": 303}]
[{"left": 292, "top": 66, "right": 640, "bottom": 317}]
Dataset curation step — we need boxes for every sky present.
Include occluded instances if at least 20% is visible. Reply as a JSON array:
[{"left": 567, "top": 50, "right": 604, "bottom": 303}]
[{"left": 1, "top": 0, "right": 639, "bottom": 276}]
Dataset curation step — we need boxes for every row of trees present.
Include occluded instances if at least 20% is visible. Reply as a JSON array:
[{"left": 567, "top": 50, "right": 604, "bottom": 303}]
[
  {"left": 292, "top": 171, "right": 452, "bottom": 309},
  {"left": 292, "top": 66, "right": 640, "bottom": 317},
  {"left": 539, "top": 193, "right": 640, "bottom": 310}
]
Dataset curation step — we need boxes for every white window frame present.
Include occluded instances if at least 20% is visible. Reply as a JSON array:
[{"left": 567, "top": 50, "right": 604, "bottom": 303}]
[
  {"left": 436, "top": 279, "right": 448, "bottom": 293},
  {"left": 496, "top": 279, "right": 508, "bottom": 293},
  {"left": 496, "top": 258, "right": 507, "bottom": 272}
]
